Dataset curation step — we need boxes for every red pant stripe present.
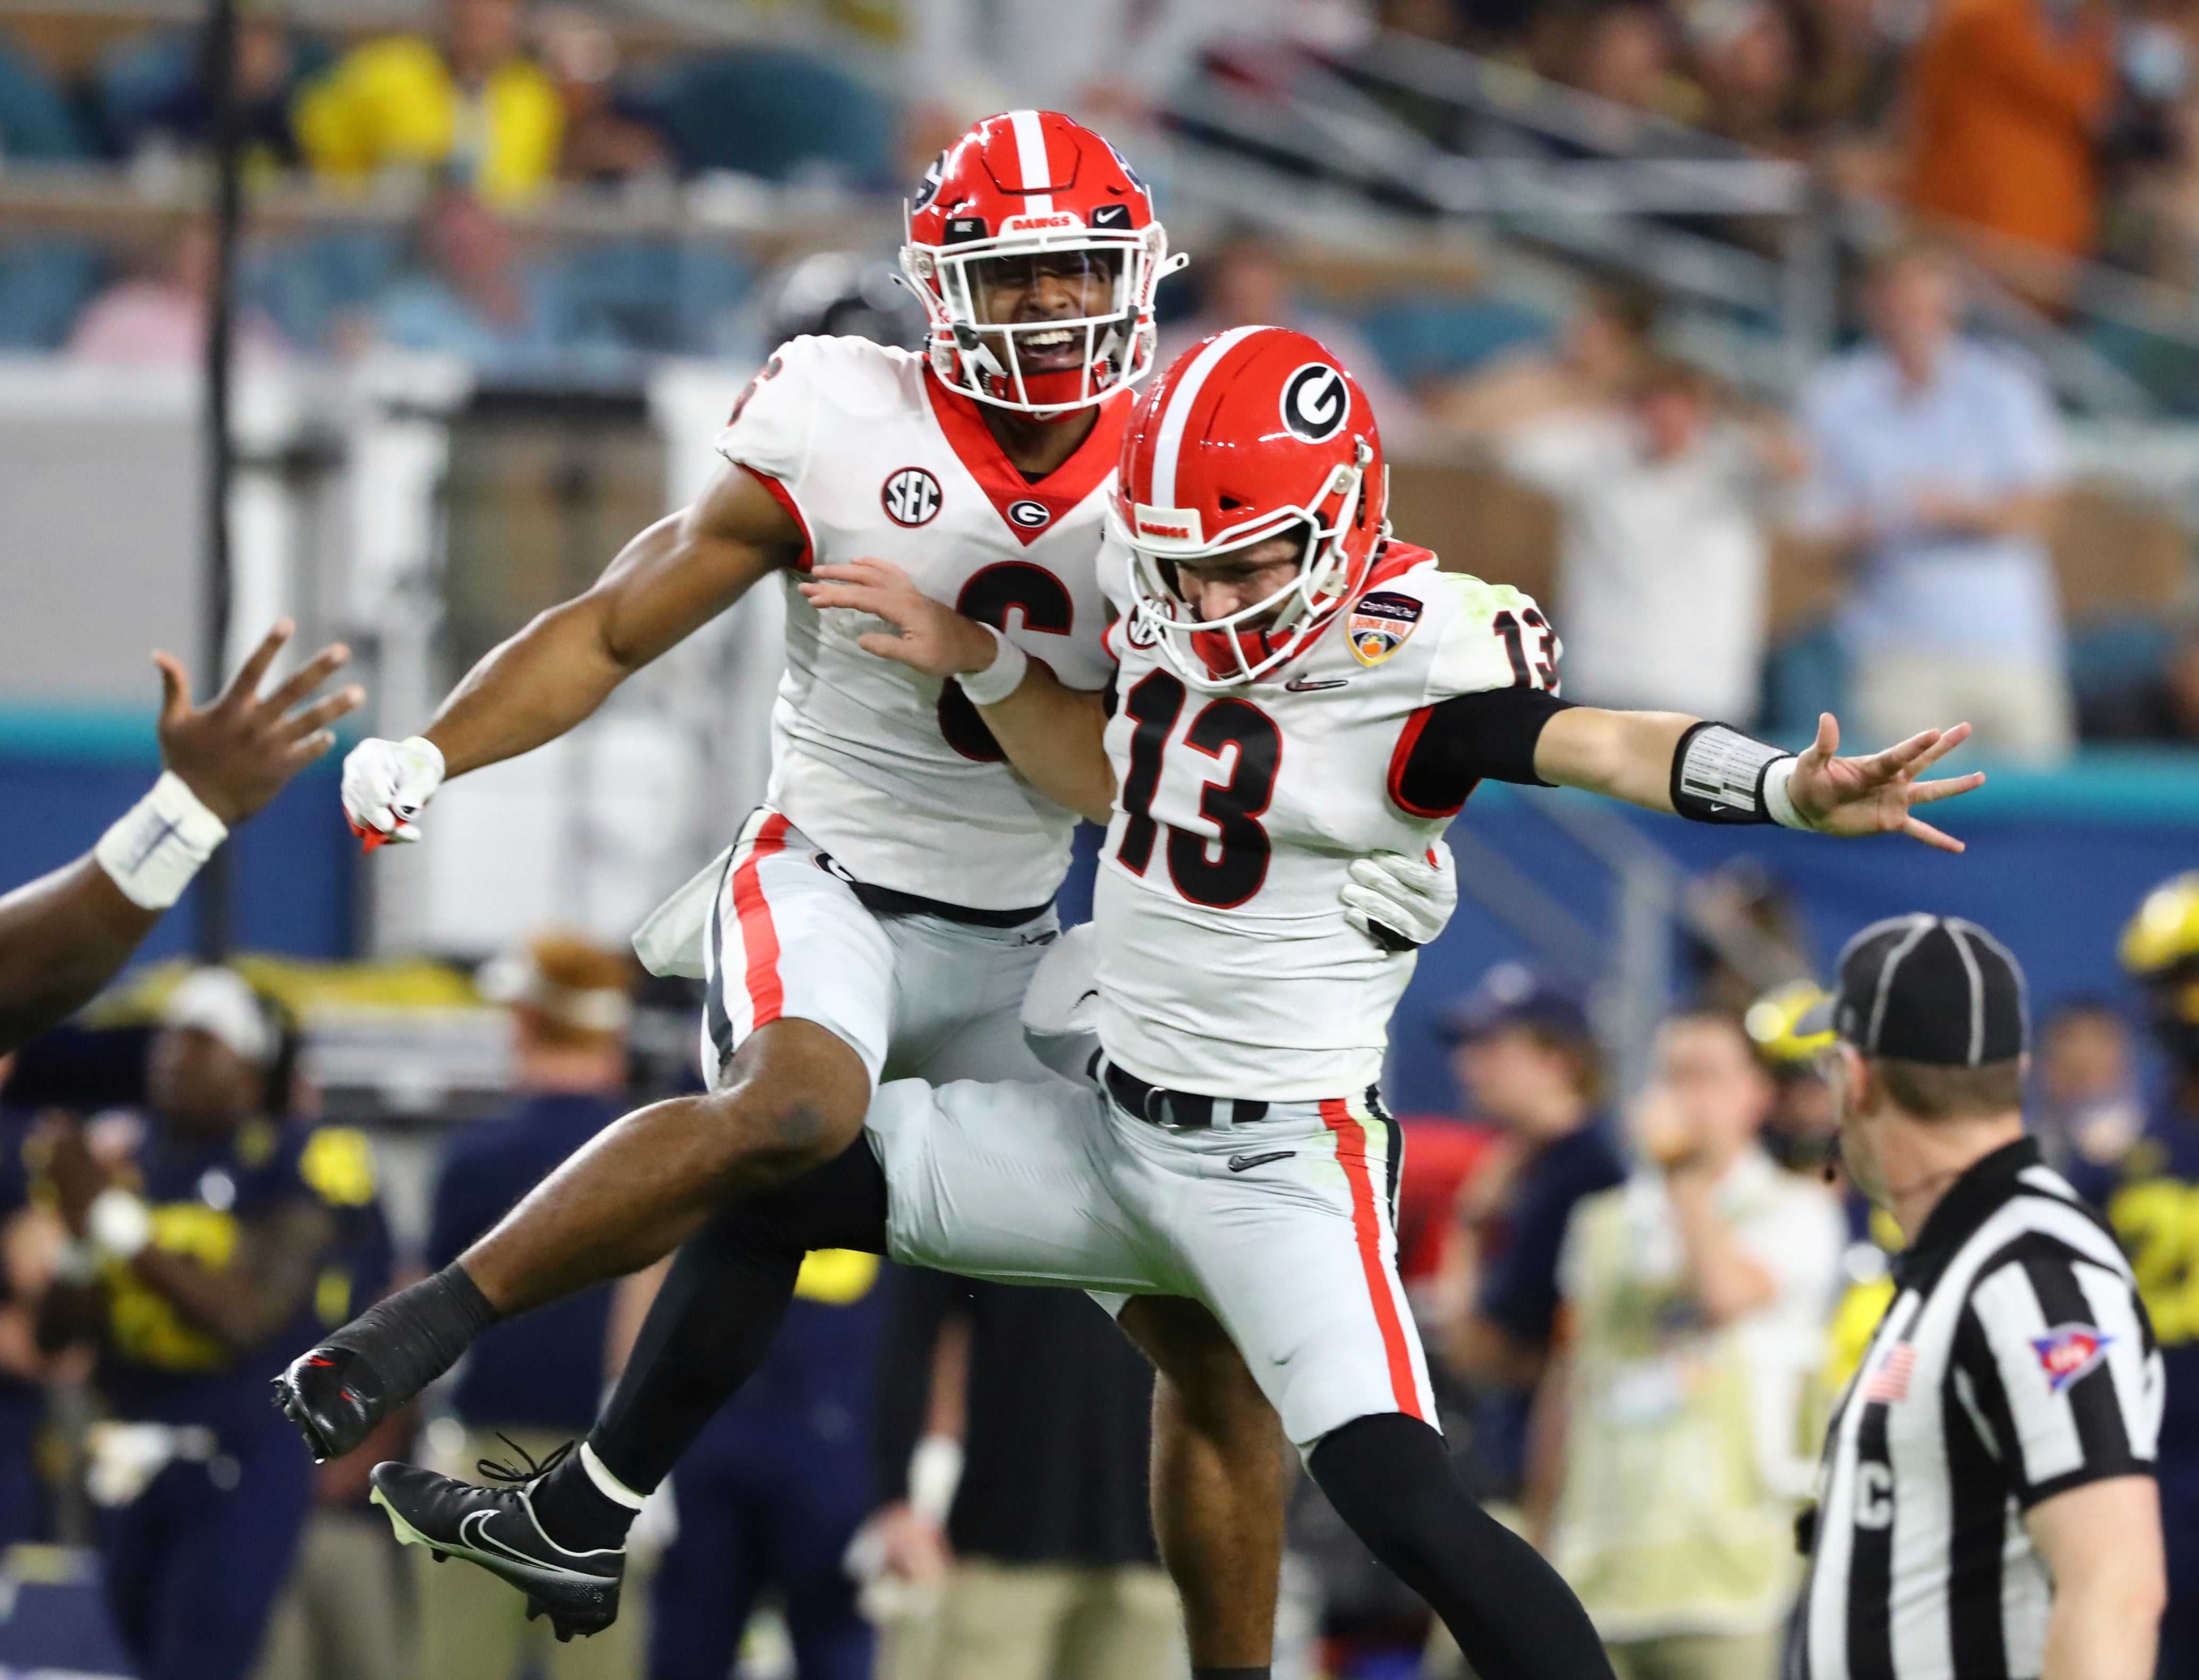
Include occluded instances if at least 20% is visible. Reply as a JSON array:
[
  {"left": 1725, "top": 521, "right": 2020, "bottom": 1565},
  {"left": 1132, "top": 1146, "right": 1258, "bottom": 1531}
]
[
  {"left": 1320, "top": 1098, "right": 1422, "bottom": 1422},
  {"left": 731, "top": 814, "right": 792, "bottom": 1030}
]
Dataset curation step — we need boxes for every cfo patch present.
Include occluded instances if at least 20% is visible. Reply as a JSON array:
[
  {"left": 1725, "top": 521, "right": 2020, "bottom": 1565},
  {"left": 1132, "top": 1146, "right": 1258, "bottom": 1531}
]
[
  {"left": 2031, "top": 1323, "right": 2112, "bottom": 1393},
  {"left": 1346, "top": 591, "right": 1422, "bottom": 666}
]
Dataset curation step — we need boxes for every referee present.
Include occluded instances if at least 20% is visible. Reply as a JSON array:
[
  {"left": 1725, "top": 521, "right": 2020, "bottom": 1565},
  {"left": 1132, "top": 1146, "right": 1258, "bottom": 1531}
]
[{"left": 1791, "top": 914, "right": 2167, "bottom": 1680}]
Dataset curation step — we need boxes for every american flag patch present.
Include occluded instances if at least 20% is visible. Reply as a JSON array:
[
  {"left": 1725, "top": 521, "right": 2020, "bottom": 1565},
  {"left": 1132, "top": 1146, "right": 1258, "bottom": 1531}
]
[{"left": 1864, "top": 1344, "right": 1917, "bottom": 1403}]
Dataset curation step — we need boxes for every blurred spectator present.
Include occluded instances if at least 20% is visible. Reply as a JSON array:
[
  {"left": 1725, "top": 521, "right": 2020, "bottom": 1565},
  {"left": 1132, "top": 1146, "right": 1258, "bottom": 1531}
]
[
  {"left": 251, "top": 1130, "right": 407, "bottom": 1680},
  {"left": 1796, "top": 245, "right": 2074, "bottom": 761},
  {"left": 864, "top": 1276, "right": 1182, "bottom": 1680},
  {"left": 1535, "top": 1009, "right": 1843, "bottom": 1680},
  {"left": 126, "top": 14, "right": 309, "bottom": 172},
  {"left": 645, "top": 1246, "right": 885, "bottom": 1680},
  {"left": 1555, "top": 0, "right": 1689, "bottom": 115},
  {"left": 1684, "top": 862, "right": 1816, "bottom": 1017},
  {"left": 294, "top": 0, "right": 563, "bottom": 208},
  {"left": 1492, "top": 357, "right": 1795, "bottom": 723},
  {"left": 0, "top": 1054, "right": 77, "bottom": 1549},
  {"left": 416, "top": 932, "right": 639, "bottom": 1680},
  {"left": 1684, "top": 0, "right": 1805, "bottom": 149},
  {"left": 1431, "top": 965, "right": 1625, "bottom": 1499},
  {"left": 2095, "top": 872, "right": 2199, "bottom": 1679},
  {"left": 35, "top": 969, "right": 343, "bottom": 1680},
  {"left": 1902, "top": 0, "right": 2112, "bottom": 267},
  {"left": 1159, "top": 226, "right": 1422, "bottom": 438},
  {"left": 372, "top": 186, "right": 556, "bottom": 367},
  {"left": 2079, "top": 612, "right": 2199, "bottom": 742},
  {"left": 2032, "top": 999, "right": 2144, "bottom": 1172},
  {"left": 1433, "top": 274, "right": 1660, "bottom": 437},
  {"left": 66, "top": 219, "right": 290, "bottom": 369},
  {"left": 1742, "top": 980, "right": 1841, "bottom": 1180},
  {"left": 536, "top": 8, "right": 669, "bottom": 187}
]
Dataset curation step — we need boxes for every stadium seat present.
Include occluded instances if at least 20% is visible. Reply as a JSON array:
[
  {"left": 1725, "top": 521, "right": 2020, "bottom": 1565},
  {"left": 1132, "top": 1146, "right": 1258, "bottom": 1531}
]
[
  {"left": 0, "top": 37, "right": 86, "bottom": 160},
  {"left": 0, "top": 241, "right": 106, "bottom": 350},
  {"left": 647, "top": 49, "right": 896, "bottom": 188},
  {"left": 1359, "top": 294, "right": 1551, "bottom": 388}
]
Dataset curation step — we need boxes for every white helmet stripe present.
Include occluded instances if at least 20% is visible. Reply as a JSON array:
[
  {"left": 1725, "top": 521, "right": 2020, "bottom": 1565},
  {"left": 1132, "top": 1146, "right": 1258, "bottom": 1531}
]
[
  {"left": 1150, "top": 326, "right": 1268, "bottom": 508},
  {"left": 1008, "top": 108, "right": 1054, "bottom": 216}
]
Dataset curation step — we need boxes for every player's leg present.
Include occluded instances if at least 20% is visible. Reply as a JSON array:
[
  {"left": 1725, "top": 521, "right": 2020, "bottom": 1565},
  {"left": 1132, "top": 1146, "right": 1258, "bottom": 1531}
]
[
  {"left": 1115, "top": 1295, "right": 1286, "bottom": 1680},
  {"left": 365, "top": 1136, "right": 892, "bottom": 1639},
  {"left": 1147, "top": 1095, "right": 1616, "bottom": 1680},
  {"left": 276, "top": 812, "right": 895, "bottom": 1461}
]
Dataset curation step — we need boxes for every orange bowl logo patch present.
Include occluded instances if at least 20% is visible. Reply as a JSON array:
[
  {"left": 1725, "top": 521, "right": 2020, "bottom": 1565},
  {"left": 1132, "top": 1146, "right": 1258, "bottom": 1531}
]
[{"left": 1347, "top": 591, "right": 1422, "bottom": 666}]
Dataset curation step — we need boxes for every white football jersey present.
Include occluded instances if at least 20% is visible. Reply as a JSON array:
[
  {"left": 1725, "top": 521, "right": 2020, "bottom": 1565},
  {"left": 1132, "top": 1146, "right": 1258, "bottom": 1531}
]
[
  {"left": 1093, "top": 540, "right": 1560, "bottom": 1100},
  {"left": 717, "top": 335, "right": 1124, "bottom": 911}
]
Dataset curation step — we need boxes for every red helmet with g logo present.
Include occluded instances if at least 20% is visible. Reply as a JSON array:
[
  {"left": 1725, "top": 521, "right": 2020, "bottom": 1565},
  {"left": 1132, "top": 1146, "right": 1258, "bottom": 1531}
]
[
  {"left": 1114, "top": 327, "right": 1388, "bottom": 689},
  {"left": 902, "top": 110, "right": 1184, "bottom": 417}
]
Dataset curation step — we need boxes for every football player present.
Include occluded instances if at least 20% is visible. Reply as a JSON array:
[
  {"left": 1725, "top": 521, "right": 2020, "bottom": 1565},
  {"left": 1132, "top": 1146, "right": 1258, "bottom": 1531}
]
[
  {"left": 358, "top": 330, "right": 1983, "bottom": 1679},
  {"left": 277, "top": 114, "right": 1444, "bottom": 1677}
]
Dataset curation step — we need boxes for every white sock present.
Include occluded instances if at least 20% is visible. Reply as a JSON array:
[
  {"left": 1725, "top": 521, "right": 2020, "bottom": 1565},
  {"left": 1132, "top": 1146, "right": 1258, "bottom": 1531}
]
[{"left": 579, "top": 1442, "right": 647, "bottom": 1511}]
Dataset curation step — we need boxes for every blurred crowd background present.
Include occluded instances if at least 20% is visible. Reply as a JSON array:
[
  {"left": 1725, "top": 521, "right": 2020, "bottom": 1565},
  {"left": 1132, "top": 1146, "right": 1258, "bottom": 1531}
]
[{"left": 5, "top": 0, "right": 2199, "bottom": 1677}]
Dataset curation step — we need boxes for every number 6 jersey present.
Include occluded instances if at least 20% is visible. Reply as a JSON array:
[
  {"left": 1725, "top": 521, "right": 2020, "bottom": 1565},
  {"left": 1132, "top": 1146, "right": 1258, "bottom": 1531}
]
[
  {"left": 718, "top": 334, "right": 1124, "bottom": 911},
  {"left": 1094, "top": 538, "right": 1569, "bottom": 1100}
]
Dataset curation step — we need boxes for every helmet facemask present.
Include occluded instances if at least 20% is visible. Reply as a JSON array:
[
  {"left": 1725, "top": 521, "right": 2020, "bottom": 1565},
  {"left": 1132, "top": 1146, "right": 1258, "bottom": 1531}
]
[
  {"left": 904, "top": 222, "right": 1178, "bottom": 417},
  {"left": 1119, "top": 439, "right": 1377, "bottom": 690}
]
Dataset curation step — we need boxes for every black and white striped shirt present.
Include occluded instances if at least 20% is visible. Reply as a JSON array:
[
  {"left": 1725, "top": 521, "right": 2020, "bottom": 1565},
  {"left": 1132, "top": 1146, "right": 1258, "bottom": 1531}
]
[{"left": 1791, "top": 1138, "right": 2163, "bottom": 1680}]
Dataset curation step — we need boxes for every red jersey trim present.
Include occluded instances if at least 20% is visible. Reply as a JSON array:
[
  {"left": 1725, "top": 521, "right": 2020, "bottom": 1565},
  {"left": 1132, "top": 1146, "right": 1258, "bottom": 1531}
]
[
  {"left": 922, "top": 370, "right": 1130, "bottom": 547},
  {"left": 1387, "top": 704, "right": 1475, "bottom": 820},
  {"left": 1361, "top": 540, "right": 1432, "bottom": 593},
  {"left": 740, "top": 465, "right": 814, "bottom": 574}
]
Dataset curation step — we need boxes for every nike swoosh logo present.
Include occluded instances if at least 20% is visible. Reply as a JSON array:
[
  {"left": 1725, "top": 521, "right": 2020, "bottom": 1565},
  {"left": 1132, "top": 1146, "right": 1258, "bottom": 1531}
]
[
  {"left": 1075, "top": 988, "right": 1100, "bottom": 1008},
  {"left": 1227, "top": 1150, "right": 1296, "bottom": 1173},
  {"left": 1284, "top": 676, "right": 1349, "bottom": 692},
  {"left": 457, "top": 1509, "right": 603, "bottom": 1578}
]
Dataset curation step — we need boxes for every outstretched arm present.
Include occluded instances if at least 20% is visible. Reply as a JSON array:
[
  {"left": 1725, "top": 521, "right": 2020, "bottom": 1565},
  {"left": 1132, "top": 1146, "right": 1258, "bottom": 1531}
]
[
  {"left": 797, "top": 558, "right": 1116, "bottom": 821},
  {"left": 0, "top": 622, "right": 360, "bottom": 1052},
  {"left": 426, "top": 462, "right": 804, "bottom": 778},
  {"left": 1534, "top": 708, "right": 1985, "bottom": 853}
]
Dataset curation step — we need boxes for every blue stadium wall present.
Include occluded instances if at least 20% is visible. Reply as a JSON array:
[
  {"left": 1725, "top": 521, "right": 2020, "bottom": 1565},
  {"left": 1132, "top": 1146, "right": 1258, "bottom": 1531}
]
[{"left": 1, "top": 709, "right": 354, "bottom": 960}]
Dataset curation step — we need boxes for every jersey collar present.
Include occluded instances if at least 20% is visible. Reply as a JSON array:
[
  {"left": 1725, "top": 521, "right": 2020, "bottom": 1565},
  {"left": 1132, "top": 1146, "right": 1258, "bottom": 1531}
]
[
  {"left": 922, "top": 370, "right": 1128, "bottom": 548},
  {"left": 1890, "top": 1135, "right": 2043, "bottom": 1293}
]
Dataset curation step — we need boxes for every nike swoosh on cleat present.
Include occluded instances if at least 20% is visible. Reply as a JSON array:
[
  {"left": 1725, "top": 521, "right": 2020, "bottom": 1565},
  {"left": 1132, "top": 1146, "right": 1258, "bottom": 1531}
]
[
  {"left": 1227, "top": 1150, "right": 1296, "bottom": 1173},
  {"left": 455, "top": 1511, "right": 609, "bottom": 1582}
]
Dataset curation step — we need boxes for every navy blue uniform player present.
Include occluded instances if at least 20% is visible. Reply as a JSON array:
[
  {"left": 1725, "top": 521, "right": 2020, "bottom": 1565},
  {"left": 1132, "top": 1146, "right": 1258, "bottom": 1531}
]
[{"left": 36, "top": 969, "right": 341, "bottom": 1680}]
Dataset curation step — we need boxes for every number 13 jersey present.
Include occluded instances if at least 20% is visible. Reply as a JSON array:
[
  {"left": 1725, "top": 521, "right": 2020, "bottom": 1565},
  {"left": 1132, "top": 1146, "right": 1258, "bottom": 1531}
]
[
  {"left": 717, "top": 334, "right": 1123, "bottom": 911},
  {"left": 1094, "top": 539, "right": 1566, "bottom": 1100}
]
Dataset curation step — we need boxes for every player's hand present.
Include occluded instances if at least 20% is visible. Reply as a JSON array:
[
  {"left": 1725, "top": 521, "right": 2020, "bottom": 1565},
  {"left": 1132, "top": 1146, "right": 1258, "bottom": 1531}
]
[
  {"left": 798, "top": 559, "right": 999, "bottom": 679},
  {"left": 1786, "top": 713, "right": 1985, "bottom": 854},
  {"left": 1341, "top": 841, "right": 1457, "bottom": 952},
  {"left": 341, "top": 735, "right": 446, "bottom": 849},
  {"left": 870, "top": 1501, "right": 952, "bottom": 1583},
  {"left": 156, "top": 621, "right": 363, "bottom": 826}
]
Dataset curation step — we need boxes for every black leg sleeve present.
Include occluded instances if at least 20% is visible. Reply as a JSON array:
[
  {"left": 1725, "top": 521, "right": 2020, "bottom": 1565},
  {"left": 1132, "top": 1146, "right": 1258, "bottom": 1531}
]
[
  {"left": 1307, "top": 1413, "right": 1614, "bottom": 1680},
  {"left": 587, "top": 1136, "right": 890, "bottom": 1495}
]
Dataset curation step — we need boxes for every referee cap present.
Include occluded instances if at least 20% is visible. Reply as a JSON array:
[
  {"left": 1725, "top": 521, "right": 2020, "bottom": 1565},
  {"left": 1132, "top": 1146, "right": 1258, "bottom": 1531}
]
[{"left": 1799, "top": 914, "right": 2028, "bottom": 1066}]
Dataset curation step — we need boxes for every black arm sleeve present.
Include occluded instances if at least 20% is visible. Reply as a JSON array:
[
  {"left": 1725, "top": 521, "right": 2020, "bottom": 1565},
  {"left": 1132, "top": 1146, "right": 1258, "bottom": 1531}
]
[
  {"left": 1390, "top": 689, "right": 1575, "bottom": 818},
  {"left": 870, "top": 1266, "right": 972, "bottom": 1506}
]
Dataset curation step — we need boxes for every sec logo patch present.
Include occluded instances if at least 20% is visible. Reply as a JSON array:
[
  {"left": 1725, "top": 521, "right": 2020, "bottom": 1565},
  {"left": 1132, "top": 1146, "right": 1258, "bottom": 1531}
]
[
  {"left": 2032, "top": 1323, "right": 2112, "bottom": 1393},
  {"left": 1346, "top": 590, "right": 1422, "bottom": 666},
  {"left": 1007, "top": 499, "right": 1052, "bottom": 530},
  {"left": 882, "top": 467, "right": 943, "bottom": 528}
]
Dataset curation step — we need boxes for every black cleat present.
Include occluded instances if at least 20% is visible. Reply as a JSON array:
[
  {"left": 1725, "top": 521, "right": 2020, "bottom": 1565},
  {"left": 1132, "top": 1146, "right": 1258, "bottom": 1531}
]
[
  {"left": 271, "top": 1345, "right": 393, "bottom": 1463},
  {"left": 368, "top": 1441, "right": 622, "bottom": 1641}
]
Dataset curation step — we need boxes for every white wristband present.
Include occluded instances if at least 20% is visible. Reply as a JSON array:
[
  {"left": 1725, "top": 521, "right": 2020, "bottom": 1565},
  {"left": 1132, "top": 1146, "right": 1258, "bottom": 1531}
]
[
  {"left": 953, "top": 625, "right": 1029, "bottom": 708},
  {"left": 51, "top": 1238, "right": 101, "bottom": 1286},
  {"left": 1762, "top": 756, "right": 1812, "bottom": 830},
  {"left": 94, "top": 773, "right": 228, "bottom": 910},
  {"left": 87, "top": 1187, "right": 152, "bottom": 1261},
  {"left": 907, "top": 1433, "right": 964, "bottom": 1525}
]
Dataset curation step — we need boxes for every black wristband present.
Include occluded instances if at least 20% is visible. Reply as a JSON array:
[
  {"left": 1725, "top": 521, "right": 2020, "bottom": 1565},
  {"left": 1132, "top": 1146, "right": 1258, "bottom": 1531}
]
[{"left": 1670, "top": 721, "right": 1793, "bottom": 825}]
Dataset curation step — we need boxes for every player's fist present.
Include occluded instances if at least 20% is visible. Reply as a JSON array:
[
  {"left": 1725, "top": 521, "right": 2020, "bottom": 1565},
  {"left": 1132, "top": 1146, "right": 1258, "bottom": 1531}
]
[
  {"left": 342, "top": 736, "right": 445, "bottom": 847},
  {"left": 1341, "top": 840, "right": 1457, "bottom": 952}
]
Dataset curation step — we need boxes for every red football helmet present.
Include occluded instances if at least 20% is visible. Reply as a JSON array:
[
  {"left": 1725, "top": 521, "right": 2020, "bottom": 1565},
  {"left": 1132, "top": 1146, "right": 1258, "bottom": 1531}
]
[
  {"left": 1115, "top": 327, "right": 1389, "bottom": 689},
  {"left": 902, "top": 110, "right": 1184, "bottom": 417}
]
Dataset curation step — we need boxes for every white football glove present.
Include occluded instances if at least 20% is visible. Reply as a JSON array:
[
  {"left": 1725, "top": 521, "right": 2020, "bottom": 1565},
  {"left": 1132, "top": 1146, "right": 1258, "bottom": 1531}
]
[
  {"left": 1341, "top": 839, "right": 1458, "bottom": 953},
  {"left": 341, "top": 735, "right": 445, "bottom": 847}
]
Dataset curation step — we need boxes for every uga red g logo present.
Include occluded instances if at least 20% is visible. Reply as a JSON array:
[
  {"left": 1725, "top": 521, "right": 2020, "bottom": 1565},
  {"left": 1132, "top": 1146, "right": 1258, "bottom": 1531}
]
[{"left": 882, "top": 467, "right": 943, "bottom": 528}]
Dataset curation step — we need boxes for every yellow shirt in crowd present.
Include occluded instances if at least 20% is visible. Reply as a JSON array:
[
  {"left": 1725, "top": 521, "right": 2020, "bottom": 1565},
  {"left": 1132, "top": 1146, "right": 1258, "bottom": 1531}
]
[{"left": 294, "top": 37, "right": 563, "bottom": 208}]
